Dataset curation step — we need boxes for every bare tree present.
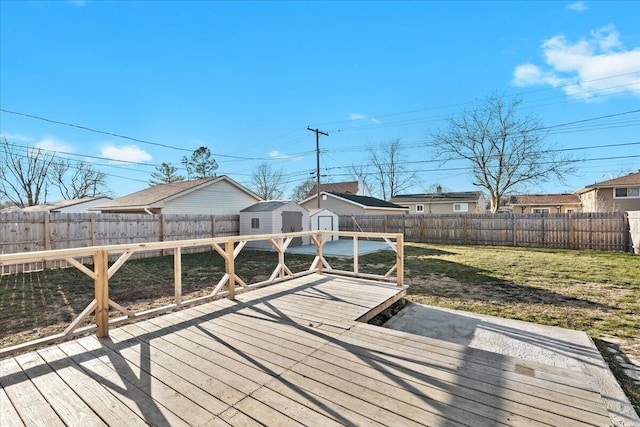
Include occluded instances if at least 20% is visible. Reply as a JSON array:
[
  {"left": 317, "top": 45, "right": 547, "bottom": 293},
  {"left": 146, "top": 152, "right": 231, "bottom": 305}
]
[
  {"left": 50, "top": 160, "right": 111, "bottom": 199},
  {"left": 181, "top": 146, "right": 218, "bottom": 179},
  {"left": 290, "top": 179, "right": 315, "bottom": 202},
  {"left": 149, "top": 162, "right": 185, "bottom": 186},
  {"left": 251, "top": 162, "right": 285, "bottom": 200},
  {"left": 367, "top": 138, "right": 416, "bottom": 200},
  {"left": 0, "top": 137, "right": 56, "bottom": 207},
  {"left": 429, "top": 94, "right": 575, "bottom": 213}
]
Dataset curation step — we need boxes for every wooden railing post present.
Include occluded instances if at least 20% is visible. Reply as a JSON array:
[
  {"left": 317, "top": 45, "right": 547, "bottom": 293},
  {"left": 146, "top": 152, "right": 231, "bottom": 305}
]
[
  {"left": 94, "top": 249, "right": 109, "bottom": 338},
  {"left": 396, "top": 234, "right": 404, "bottom": 286},
  {"left": 353, "top": 236, "right": 359, "bottom": 275},
  {"left": 316, "top": 232, "right": 323, "bottom": 275},
  {"left": 226, "top": 238, "right": 236, "bottom": 299},
  {"left": 174, "top": 247, "right": 182, "bottom": 305}
]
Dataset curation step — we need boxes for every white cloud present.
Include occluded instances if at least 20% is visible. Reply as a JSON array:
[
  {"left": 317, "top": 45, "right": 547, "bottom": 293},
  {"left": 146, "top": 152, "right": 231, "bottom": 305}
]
[
  {"left": 566, "top": 1, "right": 588, "bottom": 12},
  {"left": 269, "top": 150, "right": 302, "bottom": 161},
  {"left": 349, "top": 112, "right": 381, "bottom": 124},
  {"left": 101, "top": 144, "right": 152, "bottom": 162},
  {"left": 512, "top": 25, "right": 640, "bottom": 100},
  {"left": 0, "top": 133, "right": 36, "bottom": 143},
  {"left": 36, "top": 137, "right": 73, "bottom": 153}
]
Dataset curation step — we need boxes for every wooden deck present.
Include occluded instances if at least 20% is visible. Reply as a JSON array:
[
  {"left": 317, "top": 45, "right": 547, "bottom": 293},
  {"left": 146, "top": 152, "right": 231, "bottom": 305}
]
[{"left": 1, "top": 274, "right": 612, "bottom": 426}]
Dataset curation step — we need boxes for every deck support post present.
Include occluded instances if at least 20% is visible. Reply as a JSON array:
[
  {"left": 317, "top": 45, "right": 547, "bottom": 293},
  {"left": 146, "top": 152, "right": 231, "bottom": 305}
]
[
  {"left": 174, "top": 247, "right": 182, "bottom": 305},
  {"left": 353, "top": 236, "right": 359, "bottom": 274},
  {"left": 316, "top": 232, "right": 324, "bottom": 275},
  {"left": 396, "top": 233, "right": 404, "bottom": 286},
  {"left": 94, "top": 249, "right": 109, "bottom": 337},
  {"left": 226, "top": 239, "right": 236, "bottom": 299}
]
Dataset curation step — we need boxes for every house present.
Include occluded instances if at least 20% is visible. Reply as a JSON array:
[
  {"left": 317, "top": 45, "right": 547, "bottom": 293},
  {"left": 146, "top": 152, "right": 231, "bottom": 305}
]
[
  {"left": 506, "top": 194, "right": 582, "bottom": 214},
  {"left": 239, "top": 201, "right": 309, "bottom": 249},
  {"left": 390, "top": 187, "right": 487, "bottom": 214},
  {"left": 300, "top": 192, "right": 409, "bottom": 216},
  {"left": 576, "top": 169, "right": 640, "bottom": 212},
  {"left": 308, "top": 208, "right": 339, "bottom": 241},
  {"left": 15, "top": 197, "right": 112, "bottom": 213},
  {"left": 305, "top": 176, "right": 372, "bottom": 199},
  {"left": 91, "top": 176, "right": 262, "bottom": 215}
]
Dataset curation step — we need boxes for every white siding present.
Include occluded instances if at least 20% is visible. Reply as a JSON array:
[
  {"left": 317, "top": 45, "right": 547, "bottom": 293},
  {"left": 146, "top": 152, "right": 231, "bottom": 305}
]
[
  {"left": 310, "top": 209, "right": 339, "bottom": 241},
  {"left": 163, "top": 180, "right": 260, "bottom": 215}
]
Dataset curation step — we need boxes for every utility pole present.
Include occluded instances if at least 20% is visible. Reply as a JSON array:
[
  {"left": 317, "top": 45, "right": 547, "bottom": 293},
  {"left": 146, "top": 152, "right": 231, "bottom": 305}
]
[{"left": 307, "top": 127, "right": 328, "bottom": 208}]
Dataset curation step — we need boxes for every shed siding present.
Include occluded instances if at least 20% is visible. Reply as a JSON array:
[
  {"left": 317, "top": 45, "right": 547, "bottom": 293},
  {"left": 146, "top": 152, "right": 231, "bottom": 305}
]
[
  {"left": 240, "top": 201, "right": 309, "bottom": 248},
  {"left": 163, "top": 180, "right": 259, "bottom": 215}
]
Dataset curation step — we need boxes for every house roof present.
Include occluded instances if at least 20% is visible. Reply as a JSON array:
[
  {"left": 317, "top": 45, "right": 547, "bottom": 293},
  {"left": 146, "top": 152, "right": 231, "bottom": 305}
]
[
  {"left": 241, "top": 201, "right": 291, "bottom": 212},
  {"left": 306, "top": 181, "right": 359, "bottom": 198},
  {"left": 576, "top": 169, "right": 640, "bottom": 193},
  {"left": 391, "top": 191, "right": 483, "bottom": 203},
  {"left": 326, "top": 192, "right": 407, "bottom": 209},
  {"left": 508, "top": 194, "right": 581, "bottom": 206},
  {"left": 20, "top": 197, "right": 112, "bottom": 212},
  {"left": 92, "top": 176, "right": 261, "bottom": 210}
]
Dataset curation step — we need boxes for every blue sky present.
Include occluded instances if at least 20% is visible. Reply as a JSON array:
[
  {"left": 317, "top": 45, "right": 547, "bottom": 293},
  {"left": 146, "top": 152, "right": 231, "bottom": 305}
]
[{"left": 1, "top": 0, "right": 639, "bottom": 200}]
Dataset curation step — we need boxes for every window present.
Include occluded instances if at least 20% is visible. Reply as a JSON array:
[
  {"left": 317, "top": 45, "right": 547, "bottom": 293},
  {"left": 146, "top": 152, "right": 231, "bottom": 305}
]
[
  {"left": 415, "top": 204, "right": 424, "bottom": 213},
  {"left": 453, "top": 203, "right": 468, "bottom": 212},
  {"left": 566, "top": 209, "right": 576, "bottom": 214},
  {"left": 251, "top": 218, "right": 260, "bottom": 229},
  {"left": 532, "top": 208, "right": 550, "bottom": 213},
  {"left": 614, "top": 187, "right": 640, "bottom": 198}
]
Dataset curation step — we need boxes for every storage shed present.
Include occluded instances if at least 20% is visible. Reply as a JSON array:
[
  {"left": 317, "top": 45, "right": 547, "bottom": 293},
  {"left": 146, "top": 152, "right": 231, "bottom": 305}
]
[
  {"left": 309, "top": 208, "right": 339, "bottom": 241},
  {"left": 240, "top": 201, "right": 310, "bottom": 249}
]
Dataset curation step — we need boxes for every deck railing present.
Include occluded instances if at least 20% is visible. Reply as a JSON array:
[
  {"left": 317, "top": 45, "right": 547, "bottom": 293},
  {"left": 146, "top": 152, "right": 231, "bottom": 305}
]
[{"left": 0, "top": 230, "right": 403, "bottom": 357}]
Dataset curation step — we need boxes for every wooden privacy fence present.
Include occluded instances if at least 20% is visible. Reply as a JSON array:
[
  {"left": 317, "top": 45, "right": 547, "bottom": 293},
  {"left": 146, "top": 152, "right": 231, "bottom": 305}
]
[
  {"left": 341, "top": 212, "right": 630, "bottom": 252},
  {"left": 0, "top": 230, "right": 403, "bottom": 357},
  {"left": 0, "top": 212, "right": 239, "bottom": 274}
]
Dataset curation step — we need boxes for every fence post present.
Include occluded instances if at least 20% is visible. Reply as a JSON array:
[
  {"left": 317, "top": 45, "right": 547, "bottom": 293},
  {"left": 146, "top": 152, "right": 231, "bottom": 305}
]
[
  {"left": 624, "top": 212, "right": 630, "bottom": 253},
  {"left": 94, "top": 249, "right": 109, "bottom": 338},
  {"left": 212, "top": 215, "right": 216, "bottom": 238},
  {"left": 90, "top": 214, "right": 97, "bottom": 246},
  {"left": 463, "top": 215, "right": 469, "bottom": 245},
  {"left": 570, "top": 214, "right": 577, "bottom": 249},
  {"left": 512, "top": 214, "right": 518, "bottom": 247},
  {"left": 420, "top": 216, "right": 425, "bottom": 242}
]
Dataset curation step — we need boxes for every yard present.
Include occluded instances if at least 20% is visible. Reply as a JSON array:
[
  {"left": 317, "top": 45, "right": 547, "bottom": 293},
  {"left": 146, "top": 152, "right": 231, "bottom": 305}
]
[{"left": 1, "top": 242, "right": 638, "bottom": 414}]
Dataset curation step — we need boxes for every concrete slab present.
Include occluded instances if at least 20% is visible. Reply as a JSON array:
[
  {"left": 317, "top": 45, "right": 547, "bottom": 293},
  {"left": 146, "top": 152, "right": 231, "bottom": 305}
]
[
  {"left": 384, "top": 302, "right": 640, "bottom": 427},
  {"left": 285, "top": 239, "right": 391, "bottom": 257}
]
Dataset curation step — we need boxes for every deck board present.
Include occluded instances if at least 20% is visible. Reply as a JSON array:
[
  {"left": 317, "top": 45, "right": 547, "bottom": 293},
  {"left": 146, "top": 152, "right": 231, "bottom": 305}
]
[{"left": 1, "top": 273, "right": 613, "bottom": 426}]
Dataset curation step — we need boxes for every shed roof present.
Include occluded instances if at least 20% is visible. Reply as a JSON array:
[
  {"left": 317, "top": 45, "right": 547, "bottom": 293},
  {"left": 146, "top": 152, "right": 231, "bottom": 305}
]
[{"left": 240, "top": 201, "right": 291, "bottom": 212}]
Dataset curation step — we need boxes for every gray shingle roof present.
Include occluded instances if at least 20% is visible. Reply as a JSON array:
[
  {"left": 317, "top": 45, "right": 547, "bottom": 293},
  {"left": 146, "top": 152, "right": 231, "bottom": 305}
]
[
  {"left": 329, "top": 192, "right": 406, "bottom": 209},
  {"left": 240, "top": 201, "right": 290, "bottom": 212},
  {"left": 391, "top": 191, "right": 483, "bottom": 203}
]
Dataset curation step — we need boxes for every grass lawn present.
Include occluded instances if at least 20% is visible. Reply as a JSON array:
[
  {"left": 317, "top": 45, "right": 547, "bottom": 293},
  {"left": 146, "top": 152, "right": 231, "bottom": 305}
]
[{"left": 1, "top": 242, "right": 638, "bottom": 413}]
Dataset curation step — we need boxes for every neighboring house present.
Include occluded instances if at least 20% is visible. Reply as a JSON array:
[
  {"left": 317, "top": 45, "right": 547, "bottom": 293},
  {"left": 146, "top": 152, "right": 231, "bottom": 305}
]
[
  {"left": 306, "top": 176, "right": 372, "bottom": 199},
  {"left": 506, "top": 194, "right": 582, "bottom": 214},
  {"left": 15, "top": 197, "right": 113, "bottom": 213},
  {"left": 390, "top": 188, "right": 487, "bottom": 214},
  {"left": 239, "top": 200, "right": 309, "bottom": 248},
  {"left": 91, "top": 176, "right": 262, "bottom": 215},
  {"left": 576, "top": 169, "right": 640, "bottom": 212},
  {"left": 300, "top": 192, "right": 409, "bottom": 216}
]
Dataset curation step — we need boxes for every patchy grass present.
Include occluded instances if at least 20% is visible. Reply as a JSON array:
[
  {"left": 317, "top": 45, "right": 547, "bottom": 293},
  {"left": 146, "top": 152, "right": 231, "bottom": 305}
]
[{"left": 1, "top": 242, "right": 638, "bottom": 413}]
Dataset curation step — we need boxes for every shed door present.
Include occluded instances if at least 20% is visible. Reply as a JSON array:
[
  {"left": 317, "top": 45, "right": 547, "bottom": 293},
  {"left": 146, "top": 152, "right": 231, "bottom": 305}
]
[
  {"left": 317, "top": 215, "right": 335, "bottom": 241},
  {"left": 282, "top": 211, "right": 303, "bottom": 246}
]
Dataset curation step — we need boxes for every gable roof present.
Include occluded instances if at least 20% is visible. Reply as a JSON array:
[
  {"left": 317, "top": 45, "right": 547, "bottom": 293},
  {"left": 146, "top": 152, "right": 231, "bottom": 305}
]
[
  {"left": 306, "top": 181, "right": 359, "bottom": 198},
  {"left": 93, "top": 176, "right": 261, "bottom": 210},
  {"left": 20, "top": 197, "right": 112, "bottom": 212},
  {"left": 508, "top": 194, "right": 581, "bottom": 206},
  {"left": 302, "top": 192, "right": 405, "bottom": 211},
  {"left": 577, "top": 169, "right": 640, "bottom": 193},
  {"left": 241, "top": 201, "right": 291, "bottom": 212},
  {"left": 391, "top": 191, "right": 483, "bottom": 203}
]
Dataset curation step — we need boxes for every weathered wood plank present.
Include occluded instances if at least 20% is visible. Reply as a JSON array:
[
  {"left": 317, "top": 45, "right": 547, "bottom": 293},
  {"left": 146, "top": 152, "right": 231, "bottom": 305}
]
[
  {"left": 0, "top": 387, "right": 25, "bottom": 427},
  {"left": 57, "top": 339, "right": 191, "bottom": 427},
  {"left": 14, "top": 351, "right": 107, "bottom": 427},
  {"left": 37, "top": 345, "right": 149, "bottom": 427},
  {"left": 0, "top": 357, "right": 64, "bottom": 427}
]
